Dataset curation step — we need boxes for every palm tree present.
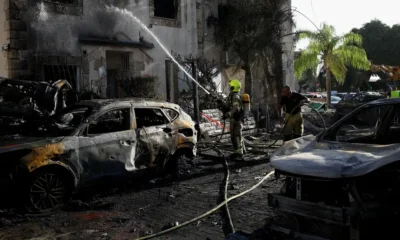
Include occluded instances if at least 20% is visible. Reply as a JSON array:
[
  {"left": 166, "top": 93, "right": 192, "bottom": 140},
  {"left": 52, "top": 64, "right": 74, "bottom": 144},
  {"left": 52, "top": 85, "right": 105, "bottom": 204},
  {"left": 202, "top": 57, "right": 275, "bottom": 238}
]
[{"left": 294, "top": 23, "right": 370, "bottom": 107}]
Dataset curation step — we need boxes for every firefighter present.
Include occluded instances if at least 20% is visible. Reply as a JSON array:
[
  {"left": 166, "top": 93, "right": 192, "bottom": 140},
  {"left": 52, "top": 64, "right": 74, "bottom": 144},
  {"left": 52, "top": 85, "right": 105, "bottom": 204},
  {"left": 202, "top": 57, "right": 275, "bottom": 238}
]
[
  {"left": 279, "top": 86, "right": 310, "bottom": 142},
  {"left": 223, "top": 79, "right": 244, "bottom": 159}
]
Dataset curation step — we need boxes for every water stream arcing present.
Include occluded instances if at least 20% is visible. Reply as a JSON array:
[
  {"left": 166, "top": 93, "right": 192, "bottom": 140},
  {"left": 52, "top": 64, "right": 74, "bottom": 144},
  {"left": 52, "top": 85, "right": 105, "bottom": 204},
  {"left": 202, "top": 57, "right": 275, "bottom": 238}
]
[{"left": 106, "top": 6, "right": 210, "bottom": 95}]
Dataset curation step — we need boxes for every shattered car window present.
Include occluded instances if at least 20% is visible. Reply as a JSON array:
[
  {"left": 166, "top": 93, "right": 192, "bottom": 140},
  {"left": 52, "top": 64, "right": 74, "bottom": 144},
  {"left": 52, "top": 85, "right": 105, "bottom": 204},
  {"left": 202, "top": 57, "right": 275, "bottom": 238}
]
[
  {"left": 335, "top": 105, "right": 390, "bottom": 143},
  {"left": 134, "top": 108, "right": 169, "bottom": 128},
  {"left": 164, "top": 108, "right": 179, "bottom": 121},
  {"left": 48, "top": 106, "right": 92, "bottom": 136},
  {"left": 383, "top": 106, "right": 400, "bottom": 144},
  {"left": 55, "top": 107, "right": 90, "bottom": 128},
  {"left": 88, "top": 108, "right": 130, "bottom": 135}
]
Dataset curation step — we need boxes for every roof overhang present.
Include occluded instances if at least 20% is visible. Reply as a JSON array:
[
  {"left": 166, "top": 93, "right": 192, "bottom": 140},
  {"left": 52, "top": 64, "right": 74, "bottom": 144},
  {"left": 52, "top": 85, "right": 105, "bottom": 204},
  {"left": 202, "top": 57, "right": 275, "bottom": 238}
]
[{"left": 79, "top": 36, "right": 154, "bottom": 49}]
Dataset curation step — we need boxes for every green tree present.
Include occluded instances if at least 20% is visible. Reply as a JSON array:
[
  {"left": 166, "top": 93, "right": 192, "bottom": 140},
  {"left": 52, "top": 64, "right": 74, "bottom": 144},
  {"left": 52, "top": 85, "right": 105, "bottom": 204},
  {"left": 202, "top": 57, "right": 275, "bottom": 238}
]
[
  {"left": 295, "top": 23, "right": 370, "bottom": 107},
  {"left": 214, "top": 0, "right": 293, "bottom": 97}
]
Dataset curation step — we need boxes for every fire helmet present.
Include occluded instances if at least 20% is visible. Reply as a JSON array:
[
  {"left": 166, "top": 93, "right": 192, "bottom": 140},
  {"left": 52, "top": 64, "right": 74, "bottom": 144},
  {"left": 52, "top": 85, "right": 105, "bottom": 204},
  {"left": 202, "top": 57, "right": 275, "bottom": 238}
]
[{"left": 229, "top": 79, "right": 241, "bottom": 92}]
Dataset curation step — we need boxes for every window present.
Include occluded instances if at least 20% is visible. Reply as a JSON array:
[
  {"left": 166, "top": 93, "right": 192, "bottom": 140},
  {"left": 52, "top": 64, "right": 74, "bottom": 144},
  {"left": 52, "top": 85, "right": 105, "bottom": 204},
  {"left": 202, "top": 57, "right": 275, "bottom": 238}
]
[
  {"left": 134, "top": 108, "right": 169, "bottom": 128},
  {"left": 43, "top": 65, "right": 78, "bottom": 89},
  {"left": 56, "top": 107, "right": 91, "bottom": 129},
  {"left": 154, "top": 0, "right": 177, "bottom": 19},
  {"left": 164, "top": 109, "right": 179, "bottom": 121},
  {"left": 121, "top": 53, "right": 130, "bottom": 71},
  {"left": 379, "top": 106, "right": 400, "bottom": 144},
  {"left": 88, "top": 109, "right": 130, "bottom": 135},
  {"left": 49, "top": 0, "right": 78, "bottom": 4},
  {"left": 328, "top": 105, "right": 392, "bottom": 143},
  {"left": 43, "top": 0, "right": 83, "bottom": 15}
]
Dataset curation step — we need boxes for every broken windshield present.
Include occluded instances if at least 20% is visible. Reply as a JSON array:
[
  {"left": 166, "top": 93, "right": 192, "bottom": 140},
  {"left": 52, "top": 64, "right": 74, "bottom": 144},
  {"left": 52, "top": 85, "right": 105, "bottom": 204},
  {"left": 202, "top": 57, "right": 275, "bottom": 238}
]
[
  {"left": 52, "top": 106, "right": 94, "bottom": 135},
  {"left": 18, "top": 106, "right": 93, "bottom": 138}
]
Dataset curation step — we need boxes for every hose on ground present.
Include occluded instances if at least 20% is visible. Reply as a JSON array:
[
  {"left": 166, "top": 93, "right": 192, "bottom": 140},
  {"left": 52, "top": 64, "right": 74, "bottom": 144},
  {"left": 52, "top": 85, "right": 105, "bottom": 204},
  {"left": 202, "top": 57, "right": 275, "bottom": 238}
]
[
  {"left": 135, "top": 171, "right": 276, "bottom": 240},
  {"left": 139, "top": 102, "right": 327, "bottom": 240},
  {"left": 244, "top": 101, "right": 327, "bottom": 149},
  {"left": 213, "top": 146, "right": 235, "bottom": 234},
  {"left": 197, "top": 102, "right": 304, "bottom": 152},
  {"left": 197, "top": 118, "right": 227, "bottom": 153}
]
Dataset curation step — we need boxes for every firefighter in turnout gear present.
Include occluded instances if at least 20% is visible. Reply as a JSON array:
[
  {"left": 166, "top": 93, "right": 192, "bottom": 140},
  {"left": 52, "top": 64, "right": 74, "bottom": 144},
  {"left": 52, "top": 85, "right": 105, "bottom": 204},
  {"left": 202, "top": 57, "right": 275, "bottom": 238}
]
[{"left": 223, "top": 79, "right": 245, "bottom": 160}]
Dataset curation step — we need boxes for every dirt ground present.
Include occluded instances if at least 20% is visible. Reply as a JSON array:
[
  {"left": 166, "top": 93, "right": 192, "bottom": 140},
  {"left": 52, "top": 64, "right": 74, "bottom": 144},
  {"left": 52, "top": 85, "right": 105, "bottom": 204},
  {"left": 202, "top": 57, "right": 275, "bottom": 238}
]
[
  {"left": 0, "top": 152, "right": 282, "bottom": 240},
  {"left": 0, "top": 109, "right": 359, "bottom": 240}
]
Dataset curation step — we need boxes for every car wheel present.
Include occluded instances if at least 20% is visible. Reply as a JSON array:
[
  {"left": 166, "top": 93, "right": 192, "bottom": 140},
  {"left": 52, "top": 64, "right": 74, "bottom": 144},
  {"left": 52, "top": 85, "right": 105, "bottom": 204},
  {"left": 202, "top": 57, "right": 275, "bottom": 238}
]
[
  {"left": 167, "top": 153, "right": 194, "bottom": 178},
  {"left": 24, "top": 169, "right": 71, "bottom": 213}
]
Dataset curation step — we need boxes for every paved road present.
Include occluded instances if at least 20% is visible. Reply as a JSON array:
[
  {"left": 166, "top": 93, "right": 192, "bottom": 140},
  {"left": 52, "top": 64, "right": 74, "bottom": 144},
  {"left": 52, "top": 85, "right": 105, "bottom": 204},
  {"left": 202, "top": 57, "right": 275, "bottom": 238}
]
[{"left": 0, "top": 154, "right": 281, "bottom": 240}]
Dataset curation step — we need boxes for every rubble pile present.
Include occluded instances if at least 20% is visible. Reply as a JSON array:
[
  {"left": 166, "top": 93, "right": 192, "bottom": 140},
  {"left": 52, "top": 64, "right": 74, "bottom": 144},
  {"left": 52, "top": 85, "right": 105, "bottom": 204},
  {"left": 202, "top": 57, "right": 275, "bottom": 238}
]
[
  {"left": 199, "top": 109, "right": 258, "bottom": 142},
  {"left": 302, "top": 106, "right": 336, "bottom": 128}
]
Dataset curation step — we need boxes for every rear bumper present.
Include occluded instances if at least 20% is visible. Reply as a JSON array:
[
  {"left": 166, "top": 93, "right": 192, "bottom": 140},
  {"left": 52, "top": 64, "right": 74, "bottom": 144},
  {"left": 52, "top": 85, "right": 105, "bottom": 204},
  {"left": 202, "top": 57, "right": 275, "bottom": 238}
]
[
  {"left": 269, "top": 224, "right": 329, "bottom": 240},
  {"left": 268, "top": 193, "right": 352, "bottom": 225}
]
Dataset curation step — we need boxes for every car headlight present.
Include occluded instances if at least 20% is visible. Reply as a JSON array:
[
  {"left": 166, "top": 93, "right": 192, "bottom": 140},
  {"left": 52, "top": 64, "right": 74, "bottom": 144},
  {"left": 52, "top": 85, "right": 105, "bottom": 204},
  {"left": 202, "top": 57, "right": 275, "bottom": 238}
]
[{"left": 178, "top": 128, "right": 194, "bottom": 137}]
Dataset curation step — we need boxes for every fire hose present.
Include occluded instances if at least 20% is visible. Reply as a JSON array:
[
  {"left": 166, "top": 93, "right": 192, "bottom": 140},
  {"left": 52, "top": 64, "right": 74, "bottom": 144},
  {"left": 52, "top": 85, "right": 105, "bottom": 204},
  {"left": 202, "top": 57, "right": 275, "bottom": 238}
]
[{"left": 135, "top": 102, "right": 326, "bottom": 240}]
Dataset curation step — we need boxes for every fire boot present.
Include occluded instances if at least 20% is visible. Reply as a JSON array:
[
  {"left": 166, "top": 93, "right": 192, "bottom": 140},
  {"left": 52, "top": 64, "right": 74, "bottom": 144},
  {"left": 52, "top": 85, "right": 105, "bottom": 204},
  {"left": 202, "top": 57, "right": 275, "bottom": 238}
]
[
  {"left": 292, "top": 134, "right": 302, "bottom": 140},
  {"left": 283, "top": 134, "right": 293, "bottom": 142}
]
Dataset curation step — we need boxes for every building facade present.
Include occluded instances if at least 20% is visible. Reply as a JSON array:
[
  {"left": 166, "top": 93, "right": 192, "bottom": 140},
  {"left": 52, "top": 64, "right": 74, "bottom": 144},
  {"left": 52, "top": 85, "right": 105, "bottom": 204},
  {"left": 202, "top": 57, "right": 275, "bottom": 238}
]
[
  {"left": 0, "top": 0, "right": 296, "bottom": 102},
  {"left": 196, "top": 0, "right": 297, "bottom": 99},
  {"left": 1, "top": 0, "right": 198, "bottom": 100}
]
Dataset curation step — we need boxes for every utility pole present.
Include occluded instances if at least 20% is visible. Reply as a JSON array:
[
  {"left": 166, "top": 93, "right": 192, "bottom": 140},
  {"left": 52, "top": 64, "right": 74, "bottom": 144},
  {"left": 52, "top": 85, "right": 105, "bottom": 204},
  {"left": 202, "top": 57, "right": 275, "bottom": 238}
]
[{"left": 191, "top": 61, "right": 200, "bottom": 124}]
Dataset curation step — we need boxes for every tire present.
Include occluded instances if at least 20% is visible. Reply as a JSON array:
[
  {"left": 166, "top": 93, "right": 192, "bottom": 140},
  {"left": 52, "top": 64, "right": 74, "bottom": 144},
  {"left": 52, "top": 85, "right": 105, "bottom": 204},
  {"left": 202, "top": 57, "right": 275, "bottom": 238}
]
[
  {"left": 24, "top": 168, "right": 72, "bottom": 213},
  {"left": 166, "top": 152, "right": 194, "bottom": 178}
]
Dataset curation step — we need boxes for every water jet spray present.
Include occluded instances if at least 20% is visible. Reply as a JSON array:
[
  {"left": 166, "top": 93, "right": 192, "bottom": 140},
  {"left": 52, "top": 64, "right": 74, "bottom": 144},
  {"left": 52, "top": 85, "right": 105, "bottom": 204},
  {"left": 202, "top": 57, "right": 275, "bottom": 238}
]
[{"left": 106, "top": 6, "right": 210, "bottom": 95}]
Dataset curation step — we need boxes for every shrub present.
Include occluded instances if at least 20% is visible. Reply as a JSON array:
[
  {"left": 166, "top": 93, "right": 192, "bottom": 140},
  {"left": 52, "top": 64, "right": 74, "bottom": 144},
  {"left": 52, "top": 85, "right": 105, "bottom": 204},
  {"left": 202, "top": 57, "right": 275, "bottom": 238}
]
[{"left": 119, "top": 75, "right": 160, "bottom": 99}]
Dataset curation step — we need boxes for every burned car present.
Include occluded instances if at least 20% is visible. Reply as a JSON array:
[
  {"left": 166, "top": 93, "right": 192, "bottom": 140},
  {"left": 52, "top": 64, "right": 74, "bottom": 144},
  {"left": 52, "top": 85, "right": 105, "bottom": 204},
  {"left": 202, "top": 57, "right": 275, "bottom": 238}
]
[
  {"left": 268, "top": 98, "right": 400, "bottom": 239},
  {"left": 333, "top": 92, "right": 386, "bottom": 120},
  {"left": 0, "top": 98, "right": 197, "bottom": 213}
]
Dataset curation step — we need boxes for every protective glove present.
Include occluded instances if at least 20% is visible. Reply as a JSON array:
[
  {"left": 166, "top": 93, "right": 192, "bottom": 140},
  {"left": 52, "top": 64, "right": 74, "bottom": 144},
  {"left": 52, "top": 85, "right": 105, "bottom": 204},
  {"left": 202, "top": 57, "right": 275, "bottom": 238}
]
[
  {"left": 216, "top": 99, "right": 224, "bottom": 109},
  {"left": 300, "top": 100, "right": 308, "bottom": 106},
  {"left": 222, "top": 112, "right": 229, "bottom": 120}
]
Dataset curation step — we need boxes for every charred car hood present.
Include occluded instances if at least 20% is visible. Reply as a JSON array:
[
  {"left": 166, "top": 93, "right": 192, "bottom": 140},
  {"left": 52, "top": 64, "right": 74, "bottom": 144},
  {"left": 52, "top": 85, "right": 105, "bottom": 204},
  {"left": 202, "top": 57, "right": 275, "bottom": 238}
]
[
  {"left": 0, "top": 136, "right": 63, "bottom": 154},
  {"left": 270, "top": 135, "right": 400, "bottom": 179}
]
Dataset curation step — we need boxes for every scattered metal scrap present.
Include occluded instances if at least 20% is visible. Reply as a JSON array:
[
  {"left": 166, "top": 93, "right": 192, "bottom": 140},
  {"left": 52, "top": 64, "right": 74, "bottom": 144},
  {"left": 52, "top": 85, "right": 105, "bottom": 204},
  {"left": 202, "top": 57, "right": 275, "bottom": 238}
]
[{"left": 0, "top": 78, "right": 78, "bottom": 136}]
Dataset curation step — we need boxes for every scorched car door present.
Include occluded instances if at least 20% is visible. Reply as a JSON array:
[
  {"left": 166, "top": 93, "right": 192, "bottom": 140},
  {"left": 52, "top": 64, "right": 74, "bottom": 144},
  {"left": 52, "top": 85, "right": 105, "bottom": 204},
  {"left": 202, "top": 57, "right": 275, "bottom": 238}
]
[
  {"left": 133, "top": 107, "right": 173, "bottom": 169},
  {"left": 78, "top": 107, "right": 137, "bottom": 182}
]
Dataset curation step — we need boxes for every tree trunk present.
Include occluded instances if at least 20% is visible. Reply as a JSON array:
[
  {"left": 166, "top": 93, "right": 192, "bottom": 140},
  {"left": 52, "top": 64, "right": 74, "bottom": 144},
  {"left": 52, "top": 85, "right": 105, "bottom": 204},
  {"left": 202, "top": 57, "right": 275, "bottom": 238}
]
[
  {"left": 326, "top": 69, "right": 331, "bottom": 108},
  {"left": 274, "top": 47, "right": 284, "bottom": 116},
  {"left": 243, "top": 63, "right": 253, "bottom": 96}
]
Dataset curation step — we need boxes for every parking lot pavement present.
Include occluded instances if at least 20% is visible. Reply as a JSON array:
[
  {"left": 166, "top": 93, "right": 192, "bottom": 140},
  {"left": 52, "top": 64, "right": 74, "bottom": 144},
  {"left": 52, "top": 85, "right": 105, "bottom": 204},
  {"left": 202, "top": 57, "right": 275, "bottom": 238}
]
[{"left": 0, "top": 155, "right": 280, "bottom": 240}]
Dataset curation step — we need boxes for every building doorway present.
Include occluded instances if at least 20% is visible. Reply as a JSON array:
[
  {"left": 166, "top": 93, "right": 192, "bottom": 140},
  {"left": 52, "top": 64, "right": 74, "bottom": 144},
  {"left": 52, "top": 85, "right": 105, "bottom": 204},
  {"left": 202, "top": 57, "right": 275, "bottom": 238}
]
[{"left": 106, "top": 51, "right": 132, "bottom": 98}]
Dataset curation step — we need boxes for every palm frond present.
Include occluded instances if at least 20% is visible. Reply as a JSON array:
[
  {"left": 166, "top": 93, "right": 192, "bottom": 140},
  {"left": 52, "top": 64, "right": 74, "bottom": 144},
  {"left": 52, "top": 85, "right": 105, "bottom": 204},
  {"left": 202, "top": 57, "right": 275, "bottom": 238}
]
[
  {"left": 326, "top": 54, "right": 347, "bottom": 84},
  {"left": 297, "top": 30, "right": 321, "bottom": 42},
  {"left": 294, "top": 50, "right": 319, "bottom": 79},
  {"left": 334, "top": 45, "right": 370, "bottom": 70},
  {"left": 342, "top": 32, "right": 363, "bottom": 47}
]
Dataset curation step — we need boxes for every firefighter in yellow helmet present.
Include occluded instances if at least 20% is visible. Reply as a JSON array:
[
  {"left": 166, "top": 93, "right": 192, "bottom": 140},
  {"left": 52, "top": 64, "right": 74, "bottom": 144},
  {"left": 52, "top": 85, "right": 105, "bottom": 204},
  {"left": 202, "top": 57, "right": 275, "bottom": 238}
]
[{"left": 223, "top": 79, "right": 244, "bottom": 160}]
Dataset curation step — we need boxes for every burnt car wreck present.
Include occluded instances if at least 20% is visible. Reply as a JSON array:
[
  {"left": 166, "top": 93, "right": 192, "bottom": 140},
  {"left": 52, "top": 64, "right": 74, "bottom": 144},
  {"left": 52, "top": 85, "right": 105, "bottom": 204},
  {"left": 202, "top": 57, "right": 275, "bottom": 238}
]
[
  {"left": 0, "top": 98, "right": 197, "bottom": 213},
  {"left": 0, "top": 77, "right": 78, "bottom": 136},
  {"left": 268, "top": 98, "right": 400, "bottom": 240}
]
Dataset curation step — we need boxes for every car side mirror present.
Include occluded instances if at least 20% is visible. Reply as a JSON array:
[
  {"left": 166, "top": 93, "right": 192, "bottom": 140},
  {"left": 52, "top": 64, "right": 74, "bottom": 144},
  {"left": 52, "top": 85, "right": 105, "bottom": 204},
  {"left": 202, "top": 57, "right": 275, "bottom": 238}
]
[{"left": 163, "top": 127, "right": 172, "bottom": 134}]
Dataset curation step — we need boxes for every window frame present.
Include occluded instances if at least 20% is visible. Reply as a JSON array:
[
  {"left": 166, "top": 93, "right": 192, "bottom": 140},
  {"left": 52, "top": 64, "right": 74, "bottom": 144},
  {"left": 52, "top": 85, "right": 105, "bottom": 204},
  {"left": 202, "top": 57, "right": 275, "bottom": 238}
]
[
  {"left": 83, "top": 107, "right": 132, "bottom": 136},
  {"left": 149, "top": 0, "right": 181, "bottom": 28},
  {"left": 153, "top": 0, "right": 178, "bottom": 20},
  {"left": 133, "top": 107, "right": 171, "bottom": 129},
  {"left": 321, "top": 103, "right": 394, "bottom": 143},
  {"left": 162, "top": 108, "right": 180, "bottom": 122}
]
